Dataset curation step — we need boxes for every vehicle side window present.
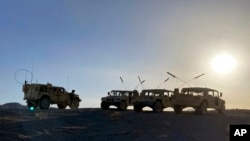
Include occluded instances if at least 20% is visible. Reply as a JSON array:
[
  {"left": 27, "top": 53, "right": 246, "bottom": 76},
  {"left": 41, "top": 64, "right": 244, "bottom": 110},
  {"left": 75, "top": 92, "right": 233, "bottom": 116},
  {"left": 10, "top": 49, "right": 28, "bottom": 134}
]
[
  {"left": 60, "top": 88, "right": 64, "bottom": 93},
  {"left": 39, "top": 86, "right": 48, "bottom": 92},
  {"left": 50, "top": 88, "right": 57, "bottom": 93},
  {"left": 145, "top": 92, "right": 154, "bottom": 96},
  {"left": 112, "top": 92, "right": 117, "bottom": 96},
  {"left": 164, "top": 92, "right": 172, "bottom": 97},
  {"left": 129, "top": 92, "right": 132, "bottom": 96},
  {"left": 193, "top": 92, "right": 198, "bottom": 96},
  {"left": 214, "top": 91, "right": 219, "bottom": 97},
  {"left": 118, "top": 92, "right": 122, "bottom": 96},
  {"left": 169, "top": 92, "right": 174, "bottom": 96},
  {"left": 164, "top": 92, "right": 168, "bottom": 97},
  {"left": 124, "top": 92, "right": 129, "bottom": 96},
  {"left": 208, "top": 91, "right": 213, "bottom": 97}
]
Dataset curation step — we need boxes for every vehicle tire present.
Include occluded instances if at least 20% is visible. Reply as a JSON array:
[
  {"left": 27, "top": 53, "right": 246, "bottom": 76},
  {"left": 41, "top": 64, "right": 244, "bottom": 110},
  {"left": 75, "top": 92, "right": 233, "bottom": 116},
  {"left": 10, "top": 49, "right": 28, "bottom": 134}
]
[
  {"left": 39, "top": 97, "right": 50, "bottom": 109},
  {"left": 118, "top": 101, "right": 127, "bottom": 111},
  {"left": 153, "top": 101, "right": 163, "bottom": 113},
  {"left": 134, "top": 105, "right": 142, "bottom": 113},
  {"left": 174, "top": 105, "right": 182, "bottom": 114},
  {"left": 101, "top": 101, "right": 109, "bottom": 110},
  {"left": 70, "top": 98, "right": 80, "bottom": 109},
  {"left": 57, "top": 104, "right": 67, "bottom": 109},
  {"left": 198, "top": 102, "right": 208, "bottom": 115}
]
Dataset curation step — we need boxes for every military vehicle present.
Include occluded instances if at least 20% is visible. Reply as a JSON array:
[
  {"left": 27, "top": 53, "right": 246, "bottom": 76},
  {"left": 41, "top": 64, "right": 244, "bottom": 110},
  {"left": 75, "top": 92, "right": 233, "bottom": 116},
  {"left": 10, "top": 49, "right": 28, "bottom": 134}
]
[
  {"left": 133, "top": 89, "right": 174, "bottom": 113},
  {"left": 101, "top": 90, "right": 139, "bottom": 110},
  {"left": 22, "top": 82, "right": 81, "bottom": 110},
  {"left": 171, "top": 87, "right": 225, "bottom": 114},
  {"left": 101, "top": 76, "right": 145, "bottom": 111}
]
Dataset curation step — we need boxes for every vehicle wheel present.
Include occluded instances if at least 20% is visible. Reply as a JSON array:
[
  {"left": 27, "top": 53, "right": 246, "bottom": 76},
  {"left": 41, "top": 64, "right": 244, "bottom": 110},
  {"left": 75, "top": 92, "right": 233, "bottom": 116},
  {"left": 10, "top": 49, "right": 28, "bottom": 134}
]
[
  {"left": 153, "top": 101, "right": 163, "bottom": 113},
  {"left": 101, "top": 101, "right": 109, "bottom": 110},
  {"left": 198, "top": 102, "right": 207, "bottom": 115},
  {"left": 118, "top": 101, "right": 127, "bottom": 111},
  {"left": 57, "top": 104, "right": 67, "bottom": 109},
  {"left": 39, "top": 97, "right": 50, "bottom": 109},
  {"left": 70, "top": 98, "right": 80, "bottom": 109},
  {"left": 174, "top": 105, "right": 182, "bottom": 114},
  {"left": 134, "top": 105, "right": 142, "bottom": 113},
  {"left": 217, "top": 104, "right": 225, "bottom": 114}
]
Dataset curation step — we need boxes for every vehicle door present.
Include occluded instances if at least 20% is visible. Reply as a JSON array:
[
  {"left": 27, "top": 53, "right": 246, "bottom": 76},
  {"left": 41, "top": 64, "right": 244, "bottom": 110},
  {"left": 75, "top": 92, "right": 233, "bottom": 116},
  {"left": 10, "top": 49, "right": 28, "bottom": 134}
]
[
  {"left": 49, "top": 87, "right": 58, "bottom": 102},
  {"left": 128, "top": 92, "right": 133, "bottom": 104},
  {"left": 207, "top": 91, "right": 215, "bottom": 107},
  {"left": 213, "top": 91, "right": 220, "bottom": 107},
  {"left": 57, "top": 88, "right": 67, "bottom": 102},
  {"left": 163, "top": 91, "right": 172, "bottom": 107},
  {"left": 50, "top": 87, "right": 67, "bottom": 103},
  {"left": 184, "top": 91, "right": 200, "bottom": 106},
  {"left": 38, "top": 86, "right": 49, "bottom": 98}
]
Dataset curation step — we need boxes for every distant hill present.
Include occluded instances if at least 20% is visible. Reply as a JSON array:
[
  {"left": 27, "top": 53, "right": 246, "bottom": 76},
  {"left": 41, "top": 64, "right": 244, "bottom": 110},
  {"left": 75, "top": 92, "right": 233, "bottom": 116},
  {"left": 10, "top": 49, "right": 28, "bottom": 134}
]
[{"left": 0, "top": 102, "right": 27, "bottom": 109}]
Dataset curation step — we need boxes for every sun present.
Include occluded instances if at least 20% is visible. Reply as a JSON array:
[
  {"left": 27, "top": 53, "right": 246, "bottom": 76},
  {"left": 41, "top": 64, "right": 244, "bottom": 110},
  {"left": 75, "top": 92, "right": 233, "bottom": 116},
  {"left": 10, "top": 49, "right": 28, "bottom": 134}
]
[{"left": 211, "top": 53, "right": 236, "bottom": 74}]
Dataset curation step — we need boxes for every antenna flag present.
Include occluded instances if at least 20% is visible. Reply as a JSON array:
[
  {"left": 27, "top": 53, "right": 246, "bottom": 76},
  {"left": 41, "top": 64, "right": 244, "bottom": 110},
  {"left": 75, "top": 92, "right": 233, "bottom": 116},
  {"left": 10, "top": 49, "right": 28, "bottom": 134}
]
[
  {"left": 120, "top": 76, "right": 124, "bottom": 83},
  {"left": 167, "top": 72, "right": 176, "bottom": 78}
]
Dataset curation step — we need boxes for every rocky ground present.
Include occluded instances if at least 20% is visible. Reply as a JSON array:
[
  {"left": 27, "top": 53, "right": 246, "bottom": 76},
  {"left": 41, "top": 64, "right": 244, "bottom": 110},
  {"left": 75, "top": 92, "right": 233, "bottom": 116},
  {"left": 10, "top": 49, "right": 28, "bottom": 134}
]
[{"left": 0, "top": 108, "right": 250, "bottom": 141}]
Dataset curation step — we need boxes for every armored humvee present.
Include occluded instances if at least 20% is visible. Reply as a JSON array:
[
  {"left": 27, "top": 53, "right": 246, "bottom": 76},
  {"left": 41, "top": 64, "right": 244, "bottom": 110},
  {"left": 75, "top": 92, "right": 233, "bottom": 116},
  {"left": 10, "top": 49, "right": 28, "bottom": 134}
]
[
  {"left": 23, "top": 82, "right": 81, "bottom": 110},
  {"left": 101, "top": 90, "right": 139, "bottom": 110},
  {"left": 133, "top": 89, "right": 174, "bottom": 113},
  {"left": 171, "top": 87, "right": 225, "bottom": 114}
]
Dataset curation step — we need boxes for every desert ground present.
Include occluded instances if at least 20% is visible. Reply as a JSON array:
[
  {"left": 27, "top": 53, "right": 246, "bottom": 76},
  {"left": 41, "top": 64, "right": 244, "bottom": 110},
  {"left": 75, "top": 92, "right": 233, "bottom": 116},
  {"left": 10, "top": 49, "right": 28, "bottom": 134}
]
[{"left": 1, "top": 107, "right": 250, "bottom": 141}]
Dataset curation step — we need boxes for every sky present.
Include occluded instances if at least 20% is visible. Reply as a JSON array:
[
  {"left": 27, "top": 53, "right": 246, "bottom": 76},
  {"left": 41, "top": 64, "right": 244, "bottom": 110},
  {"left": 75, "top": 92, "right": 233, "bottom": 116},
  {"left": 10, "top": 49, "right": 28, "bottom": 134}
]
[{"left": 0, "top": 0, "right": 249, "bottom": 109}]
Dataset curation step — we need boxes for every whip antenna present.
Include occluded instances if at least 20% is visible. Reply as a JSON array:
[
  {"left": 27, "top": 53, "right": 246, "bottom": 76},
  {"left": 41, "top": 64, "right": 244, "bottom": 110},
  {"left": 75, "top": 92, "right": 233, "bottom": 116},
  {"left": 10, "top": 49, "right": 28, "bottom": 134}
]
[
  {"left": 178, "top": 73, "right": 205, "bottom": 88},
  {"left": 14, "top": 69, "right": 33, "bottom": 84},
  {"left": 156, "top": 78, "right": 169, "bottom": 89},
  {"left": 120, "top": 76, "right": 127, "bottom": 90},
  {"left": 67, "top": 73, "right": 70, "bottom": 91},
  {"left": 138, "top": 76, "right": 145, "bottom": 89},
  {"left": 167, "top": 72, "right": 191, "bottom": 87},
  {"left": 134, "top": 79, "right": 145, "bottom": 90}
]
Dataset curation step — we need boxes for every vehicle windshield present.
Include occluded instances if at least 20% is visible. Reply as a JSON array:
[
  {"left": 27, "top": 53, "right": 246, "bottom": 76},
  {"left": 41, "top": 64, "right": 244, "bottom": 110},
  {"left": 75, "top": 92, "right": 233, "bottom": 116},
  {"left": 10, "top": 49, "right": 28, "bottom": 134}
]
[
  {"left": 181, "top": 89, "right": 205, "bottom": 96},
  {"left": 142, "top": 91, "right": 155, "bottom": 96},
  {"left": 141, "top": 90, "right": 173, "bottom": 97},
  {"left": 110, "top": 91, "right": 129, "bottom": 96}
]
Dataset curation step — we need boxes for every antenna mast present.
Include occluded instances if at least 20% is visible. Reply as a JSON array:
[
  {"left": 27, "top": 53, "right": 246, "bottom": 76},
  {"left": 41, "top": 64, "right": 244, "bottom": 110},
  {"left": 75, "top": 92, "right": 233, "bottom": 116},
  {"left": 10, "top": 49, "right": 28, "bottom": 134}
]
[
  {"left": 178, "top": 73, "right": 205, "bottom": 88},
  {"left": 31, "top": 57, "right": 34, "bottom": 83},
  {"left": 120, "top": 76, "right": 127, "bottom": 90},
  {"left": 138, "top": 76, "right": 145, "bottom": 89},
  {"left": 167, "top": 72, "right": 191, "bottom": 87},
  {"left": 156, "top": 78, "right": 169, "bottom": 89},
  {"left": 167, "top": 72, "right": 205, "bottom": 88},
  {"left": 67, "top": 73, "right": 70, "bottom": 91}
]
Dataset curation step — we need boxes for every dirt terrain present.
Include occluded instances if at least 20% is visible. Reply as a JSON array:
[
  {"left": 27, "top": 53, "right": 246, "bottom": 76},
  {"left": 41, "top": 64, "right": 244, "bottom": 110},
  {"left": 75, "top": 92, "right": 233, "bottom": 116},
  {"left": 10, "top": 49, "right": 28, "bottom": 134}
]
[{"left": 0, "top": 108, "right": 250, "bottom": 141}]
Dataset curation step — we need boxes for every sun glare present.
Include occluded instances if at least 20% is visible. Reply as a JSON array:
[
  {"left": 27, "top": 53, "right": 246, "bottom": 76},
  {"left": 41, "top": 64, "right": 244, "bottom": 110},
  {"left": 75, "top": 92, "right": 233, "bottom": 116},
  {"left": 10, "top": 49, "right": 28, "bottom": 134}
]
[{"left": 211, "top": 53, "right": 236, "bottom": 74}]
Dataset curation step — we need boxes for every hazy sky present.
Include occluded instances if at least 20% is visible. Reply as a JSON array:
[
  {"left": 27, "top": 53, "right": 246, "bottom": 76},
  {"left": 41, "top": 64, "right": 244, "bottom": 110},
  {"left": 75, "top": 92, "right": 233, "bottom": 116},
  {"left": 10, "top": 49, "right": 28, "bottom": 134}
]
[{"left": 1, "top": 1, "right": 249, "bottom": 109}]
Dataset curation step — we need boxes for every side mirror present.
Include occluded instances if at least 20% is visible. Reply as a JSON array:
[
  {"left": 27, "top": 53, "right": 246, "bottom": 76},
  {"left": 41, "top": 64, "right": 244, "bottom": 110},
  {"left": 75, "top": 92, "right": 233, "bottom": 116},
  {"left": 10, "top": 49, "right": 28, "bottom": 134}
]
[{"left": 220, "top": 92, "right": 222, "bottom": 97}]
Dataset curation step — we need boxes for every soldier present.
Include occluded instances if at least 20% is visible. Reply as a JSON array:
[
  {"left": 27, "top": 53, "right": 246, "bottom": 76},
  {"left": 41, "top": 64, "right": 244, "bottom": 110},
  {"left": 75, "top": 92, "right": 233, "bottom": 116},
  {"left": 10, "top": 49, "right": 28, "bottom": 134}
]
[{"left": 70, "top": 90, "right": 75, "bottom": 104}]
